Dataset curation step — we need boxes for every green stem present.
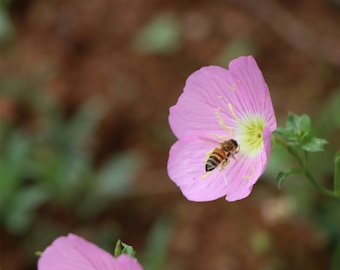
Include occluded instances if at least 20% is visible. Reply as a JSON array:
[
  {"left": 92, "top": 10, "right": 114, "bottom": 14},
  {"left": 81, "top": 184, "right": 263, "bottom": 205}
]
[
  {"left": 334, "top": 152, "right": 340, "bottom": 196},
  {"left": 304, "top": 167, "right": 336, "bottom": 197},
  {"left": 304, "top": 151, "right": 308, "bottom": 168},
  {"left": 275, "top": 135, "right": 340, "bottom": 198}
]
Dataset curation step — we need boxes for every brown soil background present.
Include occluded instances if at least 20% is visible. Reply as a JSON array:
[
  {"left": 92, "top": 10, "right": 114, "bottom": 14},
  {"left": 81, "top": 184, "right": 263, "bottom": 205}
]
[{"left": 1, "top": 0, "right": 340, "bottom": 269}]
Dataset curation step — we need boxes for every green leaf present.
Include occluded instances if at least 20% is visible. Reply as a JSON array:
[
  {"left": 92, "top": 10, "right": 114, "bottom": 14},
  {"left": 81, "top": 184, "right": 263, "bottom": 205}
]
[
  {"left": 276, "top": 168, "right": 302, "bottom": 188},
  {"left": 121, "top": 242, "right": 136, "bottom": 258},
  {"left": 114, "top": 239, "right": 136, "bottom": 258},
  {"left": 286, "top": 113, "right": 311, "bottom": 135},
  {"left": 276, "top": 171, "right": 286, "bottom": 188},
  {"left": 276, "top": 113, "right": 328, "bottom": 153},
  {"left": 301, "top": 137, "right": 328, "bottom": 152},
  {"left": 114, "top": 239, "right": 122, "bottom": 257},
  {"left": 274, "top": 127, "right": 293, "bottom": 137}
]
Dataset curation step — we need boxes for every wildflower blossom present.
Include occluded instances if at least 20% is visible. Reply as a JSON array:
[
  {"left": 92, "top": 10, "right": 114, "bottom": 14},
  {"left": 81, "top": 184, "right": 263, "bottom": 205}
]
[
  {"left": 167, "top": 56, "right": 276, "bottom": 202},
  {"left": 38, "top": 233, "right": 143, "bottom": 270}
]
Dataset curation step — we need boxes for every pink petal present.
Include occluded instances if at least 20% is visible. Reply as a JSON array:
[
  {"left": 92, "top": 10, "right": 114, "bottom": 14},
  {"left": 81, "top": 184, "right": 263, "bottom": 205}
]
[
  {"left": 167, "top": 136, "right": 230, "bottom": 201},
  {"left": 169, "top": 66, "right": 240, "bottom": 140},
  {"left": 223, "top": 147, "right": 269, "bottom": 201},
  {"left": 169, "top": 56, "right": 276, "bottom": 140},
  {"left": 38, "top": 234, "right": 142, "bottom": 270},
  {"left": 116, "top": 255, "right": 143, "bottom": 270},
  {"left": 223, "top": 127, "right": 272, "bottom": 201},
  {"left": 167, "top": 128, "right": 272, "bottom": 202},
  {"left": 168, "top": 55, "right": 277, "bottom": 202},
  {"left": 228, "top": 56, "right": 277, "bottom": 131}
]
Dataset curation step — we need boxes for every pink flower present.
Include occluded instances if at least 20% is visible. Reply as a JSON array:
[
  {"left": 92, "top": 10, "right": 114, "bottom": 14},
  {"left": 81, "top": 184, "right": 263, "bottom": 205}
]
[
  {"left": 167, "top": 56, "right": 276, "bottom": 202},
  {"left": 38, "top": 233, "right": 143, "bottom": 270}
]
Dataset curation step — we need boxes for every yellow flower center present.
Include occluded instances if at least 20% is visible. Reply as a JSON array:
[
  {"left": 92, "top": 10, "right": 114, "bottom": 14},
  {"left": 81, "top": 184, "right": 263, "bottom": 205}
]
[{"left": 237, "top": 114, "right": 265, "bottom": 157}]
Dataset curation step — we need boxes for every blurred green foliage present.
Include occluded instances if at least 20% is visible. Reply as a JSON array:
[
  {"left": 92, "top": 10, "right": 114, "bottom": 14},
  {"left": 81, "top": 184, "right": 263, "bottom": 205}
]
[
  {"left": 214, "top": 35, "right": 257, "bottom": 67},
  {"left": 0, "top": 0, "right": 15, "bottom": 44},
  {"left": 250, "top": 230, "right": 272, "bottom": 256},
  {"left": 2, "top": 1, "right": 338, "bottom": 269},
  {"left": 131, "top": 12, "right": 181, "bottom": 54},
  {"left": 0, "top": 75, "right": 144, "bottom": 238},
  {"left": 266, "top": 89, "right": 340, "bottom": 270},
  {"left": 141, "top": 216, "right": 173, "bottom": 270}
]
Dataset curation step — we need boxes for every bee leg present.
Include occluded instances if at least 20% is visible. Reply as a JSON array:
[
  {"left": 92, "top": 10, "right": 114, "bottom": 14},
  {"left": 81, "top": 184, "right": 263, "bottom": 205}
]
[
  {"left": 228, "top": 152, "right": 236, "bottom": 160},
  {"left": 222, "top": 172, "right": 228, "bottom": 186},
  {"left": 220, "top": 159, "right": 230, "bottom": 186},
  {"left": 220, "top": 158, "right": 230, "bottom": 170}
]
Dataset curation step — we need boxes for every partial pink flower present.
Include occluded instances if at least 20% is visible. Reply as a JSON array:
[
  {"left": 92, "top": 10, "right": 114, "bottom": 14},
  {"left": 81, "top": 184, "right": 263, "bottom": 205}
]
[
  {"left": 38, "top": 233, "right": 143, "bottom": 270},
  {"left": 167, "top": 55, "right": 276, "bottom": 202}
]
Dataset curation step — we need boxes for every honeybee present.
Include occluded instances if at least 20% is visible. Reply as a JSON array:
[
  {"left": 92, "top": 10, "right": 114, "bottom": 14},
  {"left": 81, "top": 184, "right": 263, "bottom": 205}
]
[{"left": 205, "top": 139, "right": 239, "bottom": 172}]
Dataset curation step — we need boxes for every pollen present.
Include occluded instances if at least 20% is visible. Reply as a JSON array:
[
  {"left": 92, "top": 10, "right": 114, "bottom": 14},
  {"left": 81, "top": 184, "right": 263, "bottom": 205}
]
[
  {"left": 231, "top": 84, "right": 237, "bottom": 92},
  {"left": 201, "top": 171, "right": 212, "bottom": 179},
  {"left": 242, "top": 163, "right": 255, "bottom": 180},
  {"left": 237, "top": 114, "right": 266, "bottom": 157},
  {"left": 227, "top": 103, "right": 242, "bottom": 124},
  {"left": 215, "top": 107, "right": 235, "bottom": 135}
]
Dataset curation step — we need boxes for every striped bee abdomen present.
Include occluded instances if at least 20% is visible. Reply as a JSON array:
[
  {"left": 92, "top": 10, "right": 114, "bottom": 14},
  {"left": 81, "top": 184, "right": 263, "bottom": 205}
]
[
  {"left": 204, "top": 139, "right": 239, "bottom": 173},
  {"left": 205, "top": 148, "right": 227, "bottom": 172}
]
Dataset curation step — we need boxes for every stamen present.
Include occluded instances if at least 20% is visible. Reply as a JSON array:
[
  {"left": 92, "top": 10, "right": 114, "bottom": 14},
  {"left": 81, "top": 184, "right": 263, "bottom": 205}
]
[
  {"left": 209, "top": 133, "right": 230, "bottom": 141},
  {"left": 215, "top": 107, "right": 235, "bottom": 135},
  {"left": 202, "top": 171, "right": 212, "bottom": 179},
  {"left": 227, "top": 103, "right": 242, "bottom": 124},
  {"left": 242, "top": 163, "right": 255, "bottom": 180}
]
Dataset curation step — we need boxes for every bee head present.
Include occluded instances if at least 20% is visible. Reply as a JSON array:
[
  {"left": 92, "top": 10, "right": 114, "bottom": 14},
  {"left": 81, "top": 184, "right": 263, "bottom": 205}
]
[{"left": 230, "top": 139, "right": 238, "bottom": 148}]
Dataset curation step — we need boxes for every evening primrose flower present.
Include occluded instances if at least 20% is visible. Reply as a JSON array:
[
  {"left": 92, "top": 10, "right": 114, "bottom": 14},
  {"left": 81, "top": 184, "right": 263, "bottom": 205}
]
[
  {"left": 38, "top": 233, "right": 143, "bottom": 270},
  {"left": 167, "top": 56, "right": 276, "bottom": 202}
]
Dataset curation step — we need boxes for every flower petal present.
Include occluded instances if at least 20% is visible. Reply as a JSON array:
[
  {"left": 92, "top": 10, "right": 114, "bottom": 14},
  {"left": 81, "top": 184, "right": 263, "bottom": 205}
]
[
  {"left": 167, "top": 55, "right": 277, "bottom": 202},
  {"left": 169, "top": 66, "right": 239, "bottom": 140},
  {"left": 169, "top": 56, "right": 277, "bottom": 141},
  {"left": 168, "top": 128, "right": 272, "bottom": 202},
  {"left": 223, "top": 126, "right": 272, "bottom": 201},
  {"left": 228, "top": 56, "right": 277, "bottom": 131},
  {"left": 168, "top": 136, "right": 229, "bottom": 201},
  {"left": 223, "top": 152, "right": 266, "bottom": 202},
  {"left": 116, "top": 255, "right": 143, "bottom": 270},
  {"left": 38, "top": 234, "right": 118, "bottom": 270}
]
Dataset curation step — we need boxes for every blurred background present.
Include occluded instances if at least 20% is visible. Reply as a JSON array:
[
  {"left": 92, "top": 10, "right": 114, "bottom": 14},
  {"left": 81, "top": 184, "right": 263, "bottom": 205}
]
[{"left": 1, "top": 0, "right": 340, "bottom": 269}]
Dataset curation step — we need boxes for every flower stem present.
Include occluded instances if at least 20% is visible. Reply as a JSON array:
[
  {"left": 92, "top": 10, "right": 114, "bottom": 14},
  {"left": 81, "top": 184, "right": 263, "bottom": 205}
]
[
  {"left": 274, "top": 136, "right": 340, "bottom": 198},
  {"left": 303, "top": 166, "right": 336, "bottom": 197},
  {"left": 334, "top": 152, "right": 340, "bottom": 196}
]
